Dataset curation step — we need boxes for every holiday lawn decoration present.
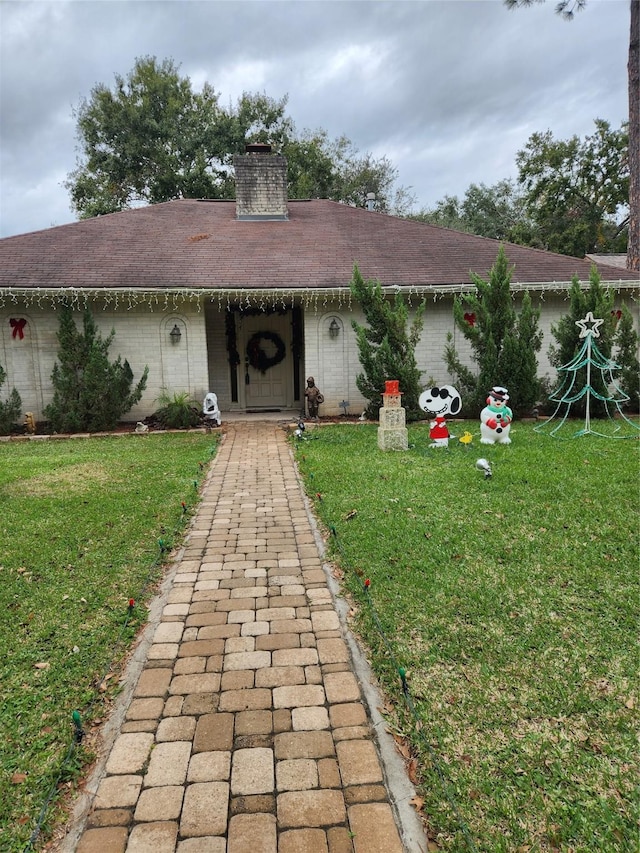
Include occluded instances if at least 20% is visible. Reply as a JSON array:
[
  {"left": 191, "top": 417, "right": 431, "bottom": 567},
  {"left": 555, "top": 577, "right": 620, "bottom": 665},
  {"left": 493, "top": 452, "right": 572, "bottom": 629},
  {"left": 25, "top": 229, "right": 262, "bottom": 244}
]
[
  {"left": 304, "top": 377, "right": 324, "bottom": 420},
  {"left": 418, "top": 385, "right": 462, "bottom": 448},
  {"left": 203, "top": 391, "right": 221, "bottom": 426},
  {"left": 246, "top": 331, "right": 286, "bottom": 375},
  {"left": 480, "top": 386, "right": 512, "bottom": 444},
  {"left": 378, "top": 380, "right": 408, "bottom": 451},
  {"left": 535, "top": 312, "right": 640, "bottom": 439}
]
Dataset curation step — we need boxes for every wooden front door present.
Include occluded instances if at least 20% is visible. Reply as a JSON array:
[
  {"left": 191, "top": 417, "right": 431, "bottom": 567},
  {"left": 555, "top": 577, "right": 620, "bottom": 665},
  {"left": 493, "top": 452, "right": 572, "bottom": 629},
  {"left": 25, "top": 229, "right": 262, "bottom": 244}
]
[{"left": 240, "top": 313, "right": 291, "bottom": 409}]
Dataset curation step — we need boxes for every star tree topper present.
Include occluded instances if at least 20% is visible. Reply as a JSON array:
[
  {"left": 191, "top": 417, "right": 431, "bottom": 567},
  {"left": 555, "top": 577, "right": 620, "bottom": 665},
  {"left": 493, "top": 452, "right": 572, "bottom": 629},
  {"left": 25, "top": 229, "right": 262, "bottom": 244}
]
[{"left": 575, "top": 311, "right": 605, "bottom": 339}]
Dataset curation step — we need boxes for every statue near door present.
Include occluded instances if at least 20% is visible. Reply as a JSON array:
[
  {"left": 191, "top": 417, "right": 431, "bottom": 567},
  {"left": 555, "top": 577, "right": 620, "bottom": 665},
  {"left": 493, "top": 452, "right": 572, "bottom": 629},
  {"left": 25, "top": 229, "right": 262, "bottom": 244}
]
[{"left": 304, "top": 377, "right": 324, "bottom": 421}]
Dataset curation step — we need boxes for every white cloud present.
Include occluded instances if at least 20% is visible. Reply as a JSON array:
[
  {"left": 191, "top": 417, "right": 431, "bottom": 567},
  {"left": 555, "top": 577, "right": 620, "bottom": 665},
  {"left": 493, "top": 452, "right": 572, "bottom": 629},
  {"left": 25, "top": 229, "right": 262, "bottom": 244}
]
[{"left": 0, "top": 0, "right": 631, "bottom": 237}]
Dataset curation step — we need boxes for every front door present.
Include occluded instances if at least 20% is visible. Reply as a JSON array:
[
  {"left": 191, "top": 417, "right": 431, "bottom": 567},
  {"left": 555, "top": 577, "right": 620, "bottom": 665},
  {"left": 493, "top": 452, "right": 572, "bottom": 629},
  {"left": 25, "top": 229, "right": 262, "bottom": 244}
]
[{"left": 240, "top": 312, "right": 291, "bottom": 409}]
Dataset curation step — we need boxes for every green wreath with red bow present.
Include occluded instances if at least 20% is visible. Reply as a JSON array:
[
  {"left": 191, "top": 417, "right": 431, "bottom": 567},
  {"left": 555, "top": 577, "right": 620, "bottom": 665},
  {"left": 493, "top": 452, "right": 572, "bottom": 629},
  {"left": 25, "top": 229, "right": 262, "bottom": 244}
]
[{"left": 246, "top": 331, "right": 287, "bottom": 374}]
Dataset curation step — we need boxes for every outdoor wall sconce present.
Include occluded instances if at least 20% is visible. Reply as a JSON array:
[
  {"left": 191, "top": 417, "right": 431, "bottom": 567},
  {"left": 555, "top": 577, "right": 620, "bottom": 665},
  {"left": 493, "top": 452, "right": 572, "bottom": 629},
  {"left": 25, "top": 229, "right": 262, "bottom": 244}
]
[
  {"left": 169, "top": 324, "right": 182, "bottom": 344},
  {"left": 328, "top": 318, "right": 340, "bottom": 339}
]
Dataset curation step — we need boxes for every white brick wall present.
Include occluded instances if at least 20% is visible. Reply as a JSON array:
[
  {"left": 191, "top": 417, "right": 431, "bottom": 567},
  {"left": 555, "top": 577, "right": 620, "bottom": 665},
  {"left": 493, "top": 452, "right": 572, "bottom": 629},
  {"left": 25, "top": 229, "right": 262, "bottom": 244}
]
[
  {"left": 0, "top": 306, "right": 209, "bottom": 421},
  {"left": 302, "top": 292, "right": 640, "bottom": 416},
  {"left": 1, "top": 292, "right": 637, "bottom": 423}
]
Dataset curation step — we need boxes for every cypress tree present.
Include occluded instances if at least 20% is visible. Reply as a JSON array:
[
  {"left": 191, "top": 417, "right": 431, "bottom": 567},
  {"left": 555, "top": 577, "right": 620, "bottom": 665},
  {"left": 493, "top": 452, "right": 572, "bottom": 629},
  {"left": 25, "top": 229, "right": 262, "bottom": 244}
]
[
  {"left": 612, "top": 305, "right": 639, "bottom": 412},
  {"left": 548, "top": 268, "right": 616, "bottom": 417},
  {"left": 0, "top": 363, "right": 21, "bottom": 435},
  {"left": 45, "top": 307, "right": 149, "bottom": 432},
  {"left": 445, "top": 245, "right": 542, "bottom": 415},
  {"left": 350, "top": 266, "right": 425, "bottom": 420}
]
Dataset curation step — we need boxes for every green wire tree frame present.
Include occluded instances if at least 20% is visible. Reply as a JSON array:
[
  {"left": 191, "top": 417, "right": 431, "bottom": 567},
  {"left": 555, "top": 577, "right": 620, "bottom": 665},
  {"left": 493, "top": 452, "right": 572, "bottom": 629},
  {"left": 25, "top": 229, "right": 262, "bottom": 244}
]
[{"left": 535, "top": 312, "right": 640, "bottom": 439}]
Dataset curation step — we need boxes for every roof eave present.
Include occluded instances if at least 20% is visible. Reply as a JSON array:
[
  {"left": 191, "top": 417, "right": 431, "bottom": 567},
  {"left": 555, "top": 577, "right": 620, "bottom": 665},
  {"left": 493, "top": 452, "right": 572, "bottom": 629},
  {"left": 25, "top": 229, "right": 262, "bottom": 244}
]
[{"left": 1, "top": 279, "right": 638, "bottom": 316}]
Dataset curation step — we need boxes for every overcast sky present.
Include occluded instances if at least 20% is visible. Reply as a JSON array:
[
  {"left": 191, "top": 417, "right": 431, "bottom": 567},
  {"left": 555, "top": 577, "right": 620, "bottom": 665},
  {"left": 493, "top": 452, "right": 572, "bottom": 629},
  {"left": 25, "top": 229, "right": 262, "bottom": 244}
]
[{"left": 0, "top": 0, "right": 631, "bottom": 238}]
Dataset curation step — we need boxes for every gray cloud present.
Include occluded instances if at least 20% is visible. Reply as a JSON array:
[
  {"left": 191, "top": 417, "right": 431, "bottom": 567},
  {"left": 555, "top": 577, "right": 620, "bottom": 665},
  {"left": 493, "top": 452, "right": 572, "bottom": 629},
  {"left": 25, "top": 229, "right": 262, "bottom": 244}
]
[{"left": 0, "top": 0, "right": 630, "bottom": 237}]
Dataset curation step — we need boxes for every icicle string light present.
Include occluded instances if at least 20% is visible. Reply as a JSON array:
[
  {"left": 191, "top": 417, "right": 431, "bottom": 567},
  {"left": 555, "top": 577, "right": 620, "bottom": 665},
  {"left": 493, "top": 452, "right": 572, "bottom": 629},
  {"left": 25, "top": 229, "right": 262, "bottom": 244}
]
[{"left": 0, "top": 280, "right": 636, "bottom": 313}]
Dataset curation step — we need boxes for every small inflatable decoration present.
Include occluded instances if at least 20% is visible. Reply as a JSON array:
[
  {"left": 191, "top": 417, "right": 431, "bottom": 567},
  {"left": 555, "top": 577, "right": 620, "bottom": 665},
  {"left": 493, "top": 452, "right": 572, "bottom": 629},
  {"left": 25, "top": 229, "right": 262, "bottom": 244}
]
[
  {"left": 419, "top": 385, "right": 462, "bottom": 448},
  {"left": 459, "top": 430, "right": 473, "bottom": 447},
  {"left": 203, "top": 392, "right": 221, "bottom": 426},
  {"left": 480, "top": 386, "right": 512, "bottom": 444}
]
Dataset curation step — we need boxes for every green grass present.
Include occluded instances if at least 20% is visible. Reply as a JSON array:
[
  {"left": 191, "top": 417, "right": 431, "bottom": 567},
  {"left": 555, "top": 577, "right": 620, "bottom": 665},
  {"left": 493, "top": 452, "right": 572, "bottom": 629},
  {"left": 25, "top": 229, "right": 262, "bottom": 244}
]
[
  {"left": 0, "top": 433, "right": 217, "bottom": 851},
  {"left": 294, "top": 422, "right": 639, "bottom": 853}
]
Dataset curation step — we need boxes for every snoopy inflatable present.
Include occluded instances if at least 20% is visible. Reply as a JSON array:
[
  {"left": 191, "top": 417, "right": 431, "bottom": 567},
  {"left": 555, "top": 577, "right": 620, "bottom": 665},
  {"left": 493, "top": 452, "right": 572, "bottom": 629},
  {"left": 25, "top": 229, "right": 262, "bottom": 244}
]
[
  {"left": 419, "top": 385, "right": 462, "bottom": 447},
  {"left": 480, "top": 386, "right": 512, "bottom": 444}
]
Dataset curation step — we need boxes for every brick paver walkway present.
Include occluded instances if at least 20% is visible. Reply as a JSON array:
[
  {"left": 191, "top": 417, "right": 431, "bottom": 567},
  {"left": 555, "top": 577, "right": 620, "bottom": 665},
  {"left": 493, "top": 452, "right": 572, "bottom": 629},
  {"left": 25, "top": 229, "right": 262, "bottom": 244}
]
[{"left": 74, "top": 422, "right": 410, "bottom": 853}]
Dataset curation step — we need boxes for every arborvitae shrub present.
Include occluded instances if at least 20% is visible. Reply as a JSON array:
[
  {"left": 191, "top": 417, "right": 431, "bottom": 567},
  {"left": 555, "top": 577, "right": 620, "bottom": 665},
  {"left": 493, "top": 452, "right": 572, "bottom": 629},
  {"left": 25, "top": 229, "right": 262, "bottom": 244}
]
[
  {"left": 350, "top": 265, "right": 425, "bottom": 421},
  {"left": 444, "top": 245, "right": 542, "bottom": 417},
  {"left": 0, "top": 363, "right": 21, "bottom": 435},
  {"left": 45, "top": 306, "right": 148, "bottom": 432}
]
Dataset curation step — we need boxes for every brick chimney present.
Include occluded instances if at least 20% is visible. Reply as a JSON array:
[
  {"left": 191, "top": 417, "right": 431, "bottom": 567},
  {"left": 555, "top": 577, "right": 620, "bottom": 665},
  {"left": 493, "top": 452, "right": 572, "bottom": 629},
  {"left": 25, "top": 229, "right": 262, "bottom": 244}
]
[{"left": 233, "top": 144, "right": 288, "bottom": 220}]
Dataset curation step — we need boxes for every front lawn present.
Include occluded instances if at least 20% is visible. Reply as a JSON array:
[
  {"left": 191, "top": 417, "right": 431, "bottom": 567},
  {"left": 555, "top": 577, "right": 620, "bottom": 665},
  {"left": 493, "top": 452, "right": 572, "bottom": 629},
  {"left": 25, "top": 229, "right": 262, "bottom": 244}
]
[
  {"left": 0, "top": 433, "right": 217, "bottom": 851},
  {"left": 295, "top": 422, "right": 639, "bottom": 853}
]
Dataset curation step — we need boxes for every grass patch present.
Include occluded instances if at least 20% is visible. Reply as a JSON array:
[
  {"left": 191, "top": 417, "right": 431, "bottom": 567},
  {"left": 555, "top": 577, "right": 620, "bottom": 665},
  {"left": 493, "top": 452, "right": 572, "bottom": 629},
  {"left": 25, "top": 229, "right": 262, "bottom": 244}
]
[
  {"left": 0, "top": 433, "right": 217, "bottom": 851},
  {"left": 295, "top": 422, "right": 639, "bottom": 853}
]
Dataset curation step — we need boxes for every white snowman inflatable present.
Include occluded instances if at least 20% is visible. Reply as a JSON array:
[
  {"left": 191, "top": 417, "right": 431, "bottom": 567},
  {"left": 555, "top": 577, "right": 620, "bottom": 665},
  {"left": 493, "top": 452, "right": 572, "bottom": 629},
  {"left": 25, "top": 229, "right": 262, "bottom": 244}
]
[{"left": 480, "top": 386, "right": 512, "bottom": 444}]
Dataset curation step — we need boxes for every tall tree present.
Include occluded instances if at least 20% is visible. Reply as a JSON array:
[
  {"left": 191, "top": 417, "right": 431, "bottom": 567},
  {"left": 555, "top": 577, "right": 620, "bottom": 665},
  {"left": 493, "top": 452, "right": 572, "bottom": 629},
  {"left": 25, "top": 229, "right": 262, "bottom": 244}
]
[
  {"left": 628, "top": 0, "right": 640, "bottom": 270},
  {"left": 516, "top": 120, "right": 629, "bottom": 257},
  {"left": 411, "top": 179, "right": 536, "bottom": 243},
  {"left": 67, "top": 56, "right": 410, "bottom": 218},
  {"left": 504, "top": 0, "right": 639, "bottom": 270},
  {"left": 283, "top": 130, "right": 415, "bottom": 214},
  {"left": 417, "top": 125, "right": 628, "bottom": 257},
  {"left": 444, "top": 246, "right": 542, "bottom": 415}
]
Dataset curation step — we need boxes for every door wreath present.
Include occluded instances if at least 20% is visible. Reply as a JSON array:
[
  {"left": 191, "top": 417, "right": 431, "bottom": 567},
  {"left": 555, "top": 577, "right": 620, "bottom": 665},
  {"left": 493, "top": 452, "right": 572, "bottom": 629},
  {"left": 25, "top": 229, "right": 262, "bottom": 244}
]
[{"left": 246, "top": 331, "right": 287, "bottom": 374}]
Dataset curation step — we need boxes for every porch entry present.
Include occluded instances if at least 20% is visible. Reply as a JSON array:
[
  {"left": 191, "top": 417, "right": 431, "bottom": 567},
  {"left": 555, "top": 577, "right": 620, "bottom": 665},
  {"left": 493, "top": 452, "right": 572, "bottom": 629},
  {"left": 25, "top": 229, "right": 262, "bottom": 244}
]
[{"left": 240, "top": 312, "right": 292, "bottom": 410}]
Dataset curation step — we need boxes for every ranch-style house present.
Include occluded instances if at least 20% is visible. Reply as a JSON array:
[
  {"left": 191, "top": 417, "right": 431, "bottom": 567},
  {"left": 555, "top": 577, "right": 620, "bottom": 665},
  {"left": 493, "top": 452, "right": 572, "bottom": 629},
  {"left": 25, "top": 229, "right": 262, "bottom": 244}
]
[{"left": 0, "top": 145, "right": 638, "bottom": 423}]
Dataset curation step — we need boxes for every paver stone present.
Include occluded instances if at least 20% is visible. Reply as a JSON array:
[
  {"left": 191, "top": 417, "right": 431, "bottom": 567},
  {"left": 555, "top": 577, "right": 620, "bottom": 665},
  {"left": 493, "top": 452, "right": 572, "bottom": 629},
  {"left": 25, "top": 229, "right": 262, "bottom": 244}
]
[
  {"left": 76, "top": 827, "right": 128, "bottom": 853},
  {"left": 180, "top": 781, "right": 229, "bottom": 837},
  {"left": 94, "top": 775, "right": 142, "bottom": 809},
  {"left": 126, "top": 821, "right": 178, "bottom": 852},
  {"left": 347, "top": 803, "right": 403, "bottom": 853},
  {"left": 227, "top": 813, "right": 277, "bottom": 853},
  {"left": 105, "top": 733, "right": 154, "bottom": 775},
  {"left": 231, "top": 747, "right": 274, "bottom": 795}
]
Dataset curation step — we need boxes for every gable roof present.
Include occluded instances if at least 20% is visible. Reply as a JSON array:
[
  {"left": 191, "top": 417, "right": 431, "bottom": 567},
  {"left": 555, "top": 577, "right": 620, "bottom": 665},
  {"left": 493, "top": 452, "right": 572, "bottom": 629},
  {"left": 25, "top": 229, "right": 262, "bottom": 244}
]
[{"left": 0, "top": 199, "right": 637, "bottom": 293}]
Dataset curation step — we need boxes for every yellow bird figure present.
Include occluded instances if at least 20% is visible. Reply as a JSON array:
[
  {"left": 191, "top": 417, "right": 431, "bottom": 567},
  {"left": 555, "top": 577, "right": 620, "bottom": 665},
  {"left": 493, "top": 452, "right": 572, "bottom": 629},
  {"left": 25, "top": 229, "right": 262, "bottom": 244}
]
[{"left": 459, "top": 430, "right": 473, "bottom": 447}]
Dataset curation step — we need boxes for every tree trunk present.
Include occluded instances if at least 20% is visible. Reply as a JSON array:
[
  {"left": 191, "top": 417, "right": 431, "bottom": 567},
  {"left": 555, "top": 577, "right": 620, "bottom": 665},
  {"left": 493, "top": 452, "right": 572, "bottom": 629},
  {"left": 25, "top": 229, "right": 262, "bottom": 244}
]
[{"left": 628, "top": 0, "right": 640, "bottom": 270}]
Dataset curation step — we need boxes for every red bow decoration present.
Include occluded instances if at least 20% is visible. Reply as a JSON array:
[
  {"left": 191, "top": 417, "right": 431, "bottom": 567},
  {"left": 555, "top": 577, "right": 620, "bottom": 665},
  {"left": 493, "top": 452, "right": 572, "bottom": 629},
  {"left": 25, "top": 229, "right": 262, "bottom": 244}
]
[
  {"left": 10, "top": 318, "right": 27, "bottom": 340},
  {"left": 463, "top": 312, "right": 476, "bottom": 327},
  {"left": 611, "top": 309, "right": 622, "bottom": 323}
]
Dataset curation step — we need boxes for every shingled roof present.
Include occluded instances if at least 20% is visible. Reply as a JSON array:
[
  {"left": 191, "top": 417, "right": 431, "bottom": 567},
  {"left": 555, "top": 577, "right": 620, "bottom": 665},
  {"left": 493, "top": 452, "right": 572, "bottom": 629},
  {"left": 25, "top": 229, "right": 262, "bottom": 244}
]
[{"left": 0, "top": 199, "right": 638, "bottom": 292}]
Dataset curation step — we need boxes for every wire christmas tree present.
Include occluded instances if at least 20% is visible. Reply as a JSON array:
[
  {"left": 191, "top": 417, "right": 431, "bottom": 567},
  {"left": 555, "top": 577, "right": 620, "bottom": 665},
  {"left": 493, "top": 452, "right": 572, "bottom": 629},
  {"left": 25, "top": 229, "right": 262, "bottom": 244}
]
[{"left": 535, "top": 312, "right": 640, "bottom": 439}]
